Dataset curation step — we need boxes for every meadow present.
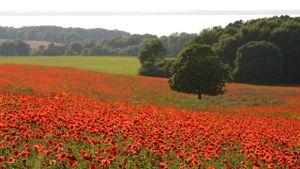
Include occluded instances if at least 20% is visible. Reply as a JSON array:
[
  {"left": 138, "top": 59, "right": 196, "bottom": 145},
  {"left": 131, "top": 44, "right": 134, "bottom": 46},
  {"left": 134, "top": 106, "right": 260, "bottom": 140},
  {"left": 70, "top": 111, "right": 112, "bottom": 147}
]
[
  {"left": 0, "top": 56, "right": 140, "bottom": 75},
  {"left": 0, "top": 60, "right": 299, "bottom": 168}
]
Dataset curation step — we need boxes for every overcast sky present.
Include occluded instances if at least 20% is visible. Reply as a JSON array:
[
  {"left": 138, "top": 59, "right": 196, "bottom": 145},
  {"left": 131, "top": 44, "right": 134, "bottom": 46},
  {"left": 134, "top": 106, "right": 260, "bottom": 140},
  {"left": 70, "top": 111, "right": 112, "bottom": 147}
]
[{"left": 0, "top": 0, "right": 300, "bottom": 36}]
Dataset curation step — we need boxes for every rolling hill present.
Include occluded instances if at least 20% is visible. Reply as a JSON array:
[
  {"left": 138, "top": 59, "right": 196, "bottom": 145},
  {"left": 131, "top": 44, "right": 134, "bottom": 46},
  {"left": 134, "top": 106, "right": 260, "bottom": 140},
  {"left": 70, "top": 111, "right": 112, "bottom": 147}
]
[{"left": 0, "top": 26, "right": 130, "bottom": 43}]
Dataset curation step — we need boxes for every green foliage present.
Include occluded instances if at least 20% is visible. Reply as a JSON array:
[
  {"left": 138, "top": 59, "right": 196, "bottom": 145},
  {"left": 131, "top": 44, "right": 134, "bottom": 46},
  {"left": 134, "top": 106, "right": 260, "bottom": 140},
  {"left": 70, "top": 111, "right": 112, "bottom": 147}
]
[
  {"left": 40, "top": 43, "right": 66, "bottom": 56},
  {"left": 0, "top": 41, "right": 16, "bottom": 55},
  {"left": 86, "top": 45, "right": 111, "bottom": 56},
  {"left": 0, "top": 40, "right": 31, "bottom": 56},
  {"left": 138, "top": 38, "right": 174, "bottom": 77},
  {"left": 215, "top": 35, "right": 243, "bottom": 68},
  {"left": 138, "top": 60, "right": 174, "bottom": 77},
  {"left": 0, "top": 26, "right": 129, "bottom": 43},
  {"left": 65, "top": 43, "right": 83, "bottom": 55},
  {"left": 169, "top": 44, "right": 231, "bottom": 99},
  {"left": 269, "top": 20, "right": 300, "bottom": 84},
  {"left": 160, "top": 32, "right": 197, "bottom": 57},
  {"left": 138, "top": 38, "right": 166, "bottom": 64},
  {"left": 234, "top": 41, "right": 283, "bottom": 84},
  {"left": 0, "top": 26, "right": 195, "bottom": 57},
  {"left": 15, "top": 40, "right": 31, "bottom": 55},
  {"left": 191, "top": 26, "right": 223, "bottom": 45},
  {"left": 101, "top": 34, "right": 155, "bottom": 48},
  {"left": 191, "top": 15, "right": 300, "bottom": 84},
  {"left": 138, "top": 61, "right": 166, "bottom": 77}
]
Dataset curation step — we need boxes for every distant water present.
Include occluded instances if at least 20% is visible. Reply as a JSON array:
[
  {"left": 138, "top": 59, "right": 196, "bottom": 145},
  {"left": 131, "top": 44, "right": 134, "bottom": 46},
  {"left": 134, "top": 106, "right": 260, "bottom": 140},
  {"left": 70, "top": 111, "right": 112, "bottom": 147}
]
[{"left": 0, "top": 15, "right": 299, "bottom": 36}]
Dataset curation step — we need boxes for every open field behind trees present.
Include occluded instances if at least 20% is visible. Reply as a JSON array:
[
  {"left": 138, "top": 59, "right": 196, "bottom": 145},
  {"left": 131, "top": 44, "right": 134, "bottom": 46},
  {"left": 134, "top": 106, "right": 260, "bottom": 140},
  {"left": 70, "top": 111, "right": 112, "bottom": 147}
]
[{"left": 0, "top": 56, "right": 140, "bottom": 75}]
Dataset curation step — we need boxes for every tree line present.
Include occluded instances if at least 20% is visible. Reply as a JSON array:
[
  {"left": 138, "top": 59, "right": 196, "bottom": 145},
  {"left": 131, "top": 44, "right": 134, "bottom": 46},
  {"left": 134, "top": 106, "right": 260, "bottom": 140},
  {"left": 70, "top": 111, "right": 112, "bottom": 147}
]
[
  {"left": 138, "top": 16, "right": 300, "bottom": 99},
  {"left": 194, "top": 15, "right": 300, "bottom": 84},
  {"left": 0, "top": 41, "right": 31, "bottom": 56},
  {"left": 0, "top": 26, "right": 129, "bottom": 43},
  {"left": 0, "top": 32, "right": 196, "bottom": 57}
]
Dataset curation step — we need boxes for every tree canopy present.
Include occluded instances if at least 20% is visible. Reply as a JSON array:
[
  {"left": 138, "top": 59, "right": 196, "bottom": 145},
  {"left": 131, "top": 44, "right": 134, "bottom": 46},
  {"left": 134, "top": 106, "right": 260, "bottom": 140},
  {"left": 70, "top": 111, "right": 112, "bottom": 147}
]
[
  {"left": 138, "top": 38, "right": 173, "bottom": 77},
  {"left": 0, "top": 40, "right": 31, "bottom": 56},
  {"left": 0, "top": 26, "right": 129, "bottom": 43},
  {"left": 169, "top": 44, "right": 230, "bottom": 99},
  {"left": 191, "top": 15, "right": 300, "bottom": 84},
  {"left": 138, "top": 38, "right": 166, "bottom": 64},
  {"left": 234, "top": 41, "right": 283, "bottom": 84}
]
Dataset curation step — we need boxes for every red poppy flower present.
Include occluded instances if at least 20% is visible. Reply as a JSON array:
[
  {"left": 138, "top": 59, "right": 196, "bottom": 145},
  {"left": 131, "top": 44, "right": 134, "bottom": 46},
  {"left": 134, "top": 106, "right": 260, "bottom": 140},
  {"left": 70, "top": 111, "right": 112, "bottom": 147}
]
[
  {"left": 7, "top": 157, "right": 15, "bottom": 164},
  {"left": 158, "top": 162, "right": 167, "bottom": 168}
]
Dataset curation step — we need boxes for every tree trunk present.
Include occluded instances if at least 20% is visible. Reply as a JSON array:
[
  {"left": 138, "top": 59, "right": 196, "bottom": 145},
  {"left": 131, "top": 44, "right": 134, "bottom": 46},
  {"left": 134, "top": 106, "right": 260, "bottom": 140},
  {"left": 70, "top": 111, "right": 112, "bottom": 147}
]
[{"left": 198, "top": 94, "right": 202, "bottom": 100}]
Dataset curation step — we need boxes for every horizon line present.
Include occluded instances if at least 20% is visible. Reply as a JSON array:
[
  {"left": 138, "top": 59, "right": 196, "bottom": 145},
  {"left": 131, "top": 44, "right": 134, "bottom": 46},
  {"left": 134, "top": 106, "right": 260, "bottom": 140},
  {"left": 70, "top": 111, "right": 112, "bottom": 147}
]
[{"left": 0, "top": 10, "right": 300, "bottom": 16}]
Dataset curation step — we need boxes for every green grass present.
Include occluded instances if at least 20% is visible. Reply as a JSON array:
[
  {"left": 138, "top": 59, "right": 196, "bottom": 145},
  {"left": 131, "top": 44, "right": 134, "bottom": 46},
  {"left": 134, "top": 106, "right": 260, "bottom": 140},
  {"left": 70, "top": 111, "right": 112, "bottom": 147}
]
[{"left": 0, "top": 56, "right": 140, "bottom": 75}]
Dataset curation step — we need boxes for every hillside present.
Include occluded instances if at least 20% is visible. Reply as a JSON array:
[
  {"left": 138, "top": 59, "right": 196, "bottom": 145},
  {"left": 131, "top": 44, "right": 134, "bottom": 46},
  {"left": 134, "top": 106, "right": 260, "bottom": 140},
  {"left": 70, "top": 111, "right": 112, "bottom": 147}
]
[{"left": 0, "top": 26, "right": 130, "bottom": 43}]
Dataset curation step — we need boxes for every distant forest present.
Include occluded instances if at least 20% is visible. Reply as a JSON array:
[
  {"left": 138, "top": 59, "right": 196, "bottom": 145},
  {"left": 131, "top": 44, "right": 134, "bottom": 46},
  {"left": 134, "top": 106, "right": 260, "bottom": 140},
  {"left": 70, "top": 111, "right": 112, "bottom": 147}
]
[
  {"left": 136, "top": 15, "right": 300, "bottom": 84},
  {"left": 0, "top": 26, "right": 130, "bottom": 43},
  {"left": 190, "top": 15, "right": 300, "bottom": 84},
  {"left": 0, "top": 26, "right": 197, "bottom": 57}
]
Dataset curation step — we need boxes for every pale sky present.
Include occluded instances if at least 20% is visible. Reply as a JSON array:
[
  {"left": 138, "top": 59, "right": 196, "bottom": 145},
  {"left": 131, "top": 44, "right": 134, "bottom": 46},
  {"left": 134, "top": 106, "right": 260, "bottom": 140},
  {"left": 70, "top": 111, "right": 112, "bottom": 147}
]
[
  {"left": 1, "top": 0, "right": 299, "bottom": 11},
  {"left": 0, "top": 0, "right": 300, "bottom": 36}
]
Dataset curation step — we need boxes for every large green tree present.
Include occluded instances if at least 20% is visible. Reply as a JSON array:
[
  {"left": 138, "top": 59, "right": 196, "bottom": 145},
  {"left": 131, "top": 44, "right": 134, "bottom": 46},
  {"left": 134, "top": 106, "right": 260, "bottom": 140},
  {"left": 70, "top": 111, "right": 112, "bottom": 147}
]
[
  {"left": 234, "top": 41, "right": 283, "bottom": 84},
  {"left": 138, "top": 38, "right": 173, "bottom": 77},
  {"left": 169, "top": 44, "right": 230, "bottom": 99},
  {"left": 15, "top": 40, "right": 31, "bottom": 56},
  {"left": 214, "top": 35, "right": 242, "bottom": 68},
  {"left": 270, "top": 20, "right": 300, "bottom": 84},
  {"left": 138, "top": 38, "right": 166, "bottom": 64},
  {"left": 0, "top": 41, "right": 16, "bottom": 56}
]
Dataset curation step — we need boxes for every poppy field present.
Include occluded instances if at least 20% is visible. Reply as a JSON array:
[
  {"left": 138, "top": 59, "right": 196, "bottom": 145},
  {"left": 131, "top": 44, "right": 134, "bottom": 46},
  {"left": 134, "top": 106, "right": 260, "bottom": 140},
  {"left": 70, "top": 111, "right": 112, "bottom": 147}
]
[{"left": 0, "top": 64, "right": 299, "bottom": 168}]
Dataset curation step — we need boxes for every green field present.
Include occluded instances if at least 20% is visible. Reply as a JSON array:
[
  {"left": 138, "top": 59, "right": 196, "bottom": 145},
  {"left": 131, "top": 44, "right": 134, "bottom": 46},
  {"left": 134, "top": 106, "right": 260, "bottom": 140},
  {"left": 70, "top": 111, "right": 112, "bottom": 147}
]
[{"left": 0, "top": 56, "right": 140, "bottom": 75}]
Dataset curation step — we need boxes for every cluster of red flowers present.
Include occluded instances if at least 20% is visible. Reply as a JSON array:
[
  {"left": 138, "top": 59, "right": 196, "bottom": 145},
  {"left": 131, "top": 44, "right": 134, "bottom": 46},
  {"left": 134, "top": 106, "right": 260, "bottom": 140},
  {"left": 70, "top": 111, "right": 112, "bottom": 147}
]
[
  {"left": 0, "top": 64, "right": 171, "bottom": 100},
  {"left": 0, "top": 64, "right": 299, "bottom": 168},
  {"left": 0, "top": 93, "right": 299, "bottom": 168},
  {"left": 1, "top": 64, "right": 300, "bottom": 118}
]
